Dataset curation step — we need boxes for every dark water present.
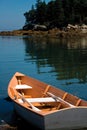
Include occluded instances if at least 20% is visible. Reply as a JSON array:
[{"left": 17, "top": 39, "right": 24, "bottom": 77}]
[{"left": 0, "top": 36, "right": 87, "bottom": 129}]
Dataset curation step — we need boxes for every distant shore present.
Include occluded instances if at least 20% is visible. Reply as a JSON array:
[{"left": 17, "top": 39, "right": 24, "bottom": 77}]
[{"left": 0, "top": 28, "right": 87, "bottom": 39}]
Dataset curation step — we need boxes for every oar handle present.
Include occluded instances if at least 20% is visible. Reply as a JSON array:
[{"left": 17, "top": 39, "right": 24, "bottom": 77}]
[{"left": 47, "top": 92, "right": 74, "bottom": 107}]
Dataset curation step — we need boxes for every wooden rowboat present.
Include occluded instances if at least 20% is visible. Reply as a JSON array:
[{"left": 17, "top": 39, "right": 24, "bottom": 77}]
[{"left": 8, "top": 72, "right": 87, "bottom": 130}]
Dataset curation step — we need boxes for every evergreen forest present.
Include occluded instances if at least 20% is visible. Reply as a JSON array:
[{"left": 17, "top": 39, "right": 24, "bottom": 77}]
[{"left": 23, "top": 0, "right": 87, "bottom": 29}]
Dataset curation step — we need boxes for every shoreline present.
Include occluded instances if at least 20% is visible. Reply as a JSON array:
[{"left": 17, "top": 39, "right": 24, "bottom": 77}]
[
  {"left": 0, "top": 28, "right": 87, "bottom": 39},
  {"left": 0, "top": 124, "right": 16, "bottom": 130}
]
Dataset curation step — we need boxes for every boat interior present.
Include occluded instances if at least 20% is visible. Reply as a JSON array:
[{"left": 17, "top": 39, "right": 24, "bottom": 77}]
[{"left": 9, "top": 74, "right": 87, "bottom": 114}]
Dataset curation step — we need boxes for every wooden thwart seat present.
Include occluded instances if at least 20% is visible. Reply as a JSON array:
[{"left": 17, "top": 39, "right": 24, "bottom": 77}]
[
  {"left": 15, "top": 84, "right": 32, "bottom": 89},
  {"left": 18, "top": 97, "right": 59, "bottom": 103}
]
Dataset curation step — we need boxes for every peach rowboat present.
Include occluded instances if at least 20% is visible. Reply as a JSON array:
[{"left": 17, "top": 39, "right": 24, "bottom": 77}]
[{"left": 8, "top": 72, "right": 87, "bottom": 130}]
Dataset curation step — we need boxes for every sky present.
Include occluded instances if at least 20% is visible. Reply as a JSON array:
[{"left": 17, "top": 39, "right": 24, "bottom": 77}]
[{"left": 0, "top": 0, "right": 50, "bottom": 31}]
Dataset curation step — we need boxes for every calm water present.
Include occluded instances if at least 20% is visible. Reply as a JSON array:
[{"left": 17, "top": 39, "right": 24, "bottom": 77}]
[{"left": 0, "top": 36, "right": 87, "bottom": 129}]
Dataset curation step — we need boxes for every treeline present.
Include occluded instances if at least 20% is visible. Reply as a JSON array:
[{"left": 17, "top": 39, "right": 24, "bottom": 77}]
[{"left": 23, "top": 0, "right": 87, "bottom": 29}]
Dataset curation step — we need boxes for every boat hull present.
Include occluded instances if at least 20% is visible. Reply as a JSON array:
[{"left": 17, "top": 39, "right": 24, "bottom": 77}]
[
  {"left": 14, "top": 102, "right": 87, "bottom": 130},
  {"left": 44, "top": 107, "right": 87, "bottom": 130},
  {"left": 14, "top": 102, "right": 45, "bottom": 130}
]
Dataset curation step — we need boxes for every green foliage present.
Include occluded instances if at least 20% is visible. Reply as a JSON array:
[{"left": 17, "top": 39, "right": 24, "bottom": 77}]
[
  {"left": 35, "top": 0, "right": 47, "bottom": 24},
  {"left": 23, "top": 0, "right": 87, "bottom": 29}
]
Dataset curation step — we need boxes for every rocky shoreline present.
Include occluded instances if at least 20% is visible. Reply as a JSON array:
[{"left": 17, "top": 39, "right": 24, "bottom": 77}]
[
  {"left": 0, "top": 124, "right": 16, "bottom": 130},
  {"left": 0, "top": 28, "right": 87, "bottom": 39}
]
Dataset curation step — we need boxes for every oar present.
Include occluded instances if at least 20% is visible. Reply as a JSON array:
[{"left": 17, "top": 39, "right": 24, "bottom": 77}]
[
  {"left": 47, "top": 92, "right": 75, "bottom": 107},
  {"left": 18, "top": 92, "right": 41, "bottom": 112}
]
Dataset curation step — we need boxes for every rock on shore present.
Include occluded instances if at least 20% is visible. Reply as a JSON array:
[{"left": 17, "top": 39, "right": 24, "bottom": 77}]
[{"left": 0, "top": 124, "right": 16, "bottom": 130}]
